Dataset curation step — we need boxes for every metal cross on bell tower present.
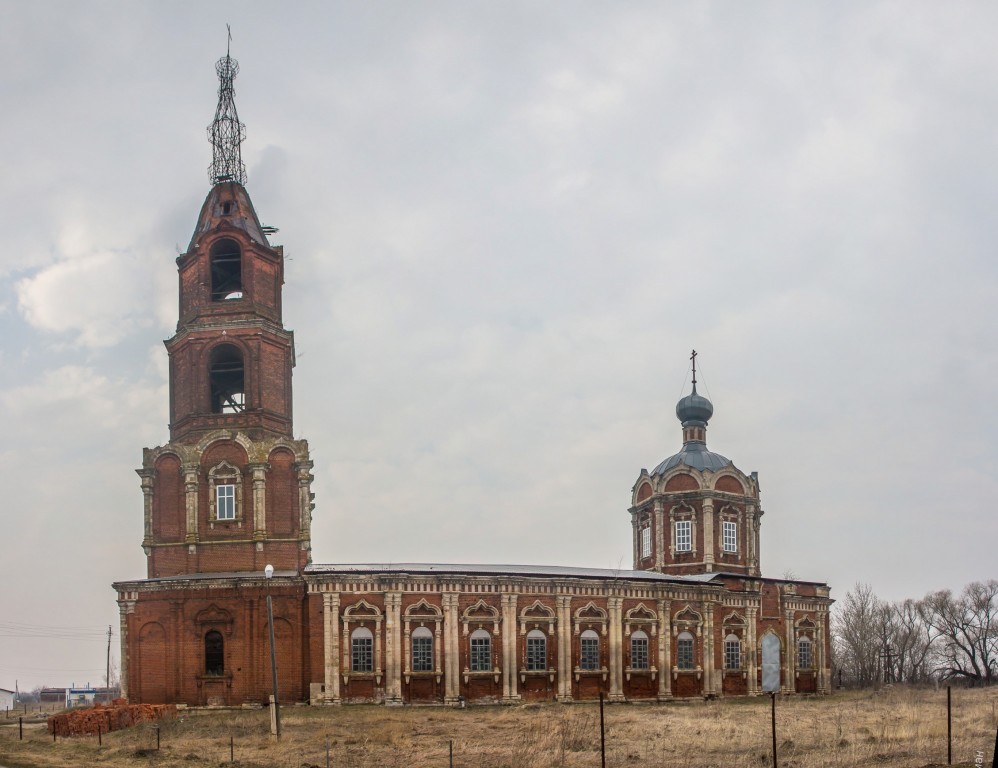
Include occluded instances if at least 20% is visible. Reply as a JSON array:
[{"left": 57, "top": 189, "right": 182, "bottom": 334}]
[{"left": 207, "top": 26, "right": 247, "bottom": 186}]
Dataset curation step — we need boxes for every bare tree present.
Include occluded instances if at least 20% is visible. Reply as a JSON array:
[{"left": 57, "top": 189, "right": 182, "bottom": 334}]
[
  {"left": 833, "top": 583, "right": 885, "bottom": 687},
  {"left": 882, "top": 599, "right": 933, "bottom": 683},
  {"left": 918, "top": 580, "right": 998, "bottom": 686}
]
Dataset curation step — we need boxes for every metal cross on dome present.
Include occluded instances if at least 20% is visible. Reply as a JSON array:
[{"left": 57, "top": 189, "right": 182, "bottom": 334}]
[{"left": 690, "top": 349, "right": 698, "bottom": 387}]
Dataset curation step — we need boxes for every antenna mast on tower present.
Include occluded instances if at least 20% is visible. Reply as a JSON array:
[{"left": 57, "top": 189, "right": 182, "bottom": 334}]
[{"left": 207, "top": 26, "right": 247, "bottom": 186}]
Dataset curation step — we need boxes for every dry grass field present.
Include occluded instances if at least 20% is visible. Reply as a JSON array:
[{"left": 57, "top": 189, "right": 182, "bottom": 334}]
[{"left": 1, "top": 687, "right": 996, "bottom": 768}]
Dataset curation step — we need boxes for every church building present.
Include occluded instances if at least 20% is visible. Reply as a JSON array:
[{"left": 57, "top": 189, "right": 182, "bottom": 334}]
[{"left": 112, "top": 50, "right": 832, "bottom": 706}]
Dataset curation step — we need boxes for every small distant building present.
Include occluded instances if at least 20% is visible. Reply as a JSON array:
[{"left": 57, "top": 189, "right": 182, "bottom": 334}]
[
  {"left": 39, "top": 687, "right": 66, "bottom": 704},
  {"left": 0, "top": 688, "right": 15, "bottom": 710},
  {"left": 65, "top": 685, "right": 97, "bottom": 708}
]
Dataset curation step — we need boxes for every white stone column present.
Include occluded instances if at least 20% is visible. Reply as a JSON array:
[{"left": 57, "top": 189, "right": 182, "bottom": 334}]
[
  {"left": 703, "top": 605, "right": 715, "bottom": 695},
  {"left": 631, "top": 512, "right": 639, "bottom": 568},
  {"left": 442, "top": 593, "right": 460, "bottom": 703},
  {"left": 816, "top": 611, "right": 828, "bottom": 693},
  {"left": 297, "top": 460, "right": 314, "bottom": 543},
  {"left": 118, "top": 598, "right": 134, "bottom": 700},
  {"left": 657, "top": 598, "right": 671, "bottom": 699},
  {"left": 249, "top": 463, "right": 267, "bottom": 545},
  {"left": 608, "top": 596, "right": 624, "bottom": 701},
  {"left": 784, "top": 608, "right": 795, "bottom": 694},
  {"left": 138, "top": 470, "right": 153, "bottom": 551},
  {"left": 653, "top": 501, "right": 664, "bottom": 571},
  {"left": 746, "top": 605, "right": 758, "bottom": 695},
  {"left": 752, "top": 511, "right": 762, "bottom": 577},
  {"left": 183, "top": 465, "right": 199, "bottom": 545},
  {"left": 385, "top": 592, "right": 403, "bottom": 705},
  {"left": 501, "top": 593, "right": 519, "bottom": 702},
  {"left": 556, "top": 595, "right": 572, "bottom": 701},
  {"left": 702, "top": 499, "right": 715, "bottom": 571},
  {"left": 327, "top": 595, "right": 341, "bottom": 699}
]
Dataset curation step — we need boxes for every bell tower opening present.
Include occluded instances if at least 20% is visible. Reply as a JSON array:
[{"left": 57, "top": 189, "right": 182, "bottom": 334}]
[
  {"left": 209, "top": 344, "right": 245, "bottom": 414},
  {"left": 210, "top": 238, "right": 243, "bottom": 300}
]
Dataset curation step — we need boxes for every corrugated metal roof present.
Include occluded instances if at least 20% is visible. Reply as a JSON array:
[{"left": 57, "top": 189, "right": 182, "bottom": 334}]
[
  {"left": 652, "top": 443, "right": 732, "bottom": 475},
  {"left": 305, "top": 562, "right": 721, "bottom": 584}
]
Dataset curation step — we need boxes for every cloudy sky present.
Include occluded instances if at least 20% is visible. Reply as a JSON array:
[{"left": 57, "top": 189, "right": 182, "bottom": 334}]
[{"left": 2, "top": 2, "right": 996, "bottom": 690}]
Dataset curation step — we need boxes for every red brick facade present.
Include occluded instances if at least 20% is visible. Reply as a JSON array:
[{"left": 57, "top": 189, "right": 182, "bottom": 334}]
[{"left": 114, "top": 120, "right": 831, "bottom": 707}]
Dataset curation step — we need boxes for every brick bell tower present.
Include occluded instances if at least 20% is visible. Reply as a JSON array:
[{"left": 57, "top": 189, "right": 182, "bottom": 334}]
[
  {"left": 138, "top": 47, "right": 314, "bottom": 578},
  {"left": 629, "top": 352, "right": 763, "bottom": 577}
]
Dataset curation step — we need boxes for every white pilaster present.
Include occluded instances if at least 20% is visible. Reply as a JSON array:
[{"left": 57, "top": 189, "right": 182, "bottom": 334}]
[
  {"left": 183, "top": 465, "right": 199, "bottom": 544},
  {"left": 118, "top": 599, "right": 134, "bottom": 701},
  {"left": 657, "top": 598, "right": 672, "bottom": 699},
  {"left": 608, "top": 596, "right": 624, "bottom": 701},
  {"left": 653, "top": 500, "right": 664, "bottom": 571},
  {"left": 501, "top": 593, "right": 519, "bottom": 702},
  {"left": 323, "top": 592, "right": 340, "bottom": 703},
  {"left": 249, "top": 463, "right": 267, "bottom": 542},
  {"left": 385, "top": 592, "right": 403, "bottom": 704},
  {"left": 746, "top": 605, "right": 758, "bottom": 695},
  {"left": 443, "top": 592, "right": 460, "bottom": 703},
  {"left": 702, "top": 499, "right": 715, "bottom": 571},
  {"left": 556, "top": 595, "right": 572, "bottom": 701}
]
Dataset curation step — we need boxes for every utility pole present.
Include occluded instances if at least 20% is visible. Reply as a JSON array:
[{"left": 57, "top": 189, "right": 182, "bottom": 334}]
[
  {"left": 106, "top": 625, "right": 112, "bottom": 702},
  {"left": 265, "top": 564, "right": 281, "bottom": 738}
]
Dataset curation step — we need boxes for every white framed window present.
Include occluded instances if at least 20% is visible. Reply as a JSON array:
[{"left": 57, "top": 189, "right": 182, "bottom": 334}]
[
  {"left": 630, "top": 630, "right": 649, "bottom": 670},
  {"left": 526, "top": 629, "right": 546, "bottom": 671},
  {"left": 722, "top": 520, "right": 737, "bottom": 552},
  {"left": 470, "top": 629, "right": 491, "bottom": 672},
  {"left": 677, "top": 631, "right": 695, "bottom": 670},
  {"left": 216, "top": 484, "right": 236, "bottom": 520},
  {"left": 724, "top": 634, "right": 741, "bottom": 670},
  {"left": 675, "top": 520, "right": 692, "bottom": 552},
  {"left": 641, "top": 526, "right": 651, "bottom": 558},
  {"left": 580, "top": 630, "right": 600, "bottom": 671},
  {"left": 351, "top": 627, "right": 373, "bottom": 673},
  {"left": 797, "top": 637, "right": 813, "bottom": 670},
  {"left": 412, "top": 627, "right": 433, "bottom": 672}
]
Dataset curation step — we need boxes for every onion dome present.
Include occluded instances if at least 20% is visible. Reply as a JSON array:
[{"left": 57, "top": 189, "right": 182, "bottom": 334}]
[
  {"left": 651, "top": 359, "right": 731, "bottom": 474},
  {"left": 676, "top": 383, "right": 713, "bottom": 427}
]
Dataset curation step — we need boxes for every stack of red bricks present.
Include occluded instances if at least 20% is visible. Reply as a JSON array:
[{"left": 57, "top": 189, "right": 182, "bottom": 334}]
[{"left": 48, "top": 699, "right": 176, "bottom": 736}]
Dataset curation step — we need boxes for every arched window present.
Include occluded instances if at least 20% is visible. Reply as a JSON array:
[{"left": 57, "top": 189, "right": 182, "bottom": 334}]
[
  {"left": 469, "top": 628, "right": 491, "bottom": 672},
  {"left": 580, "top": 629, "right": 600, "bottom": 670},
  {"left": 351, "top": 627, "right": 373, "bottom": 673},
  {"left": 209, "top": 344, "right": 245, "bottom": 414},
  {"left": 724, "top": 634, "right": 741, "bottom": 670},
  {"left": 526, "top": 629, "right": 547, "bottom": 671},
  {"left": 412, "top": 627, "right": 433, "bottom": 672},
  {"left": 630, "top": 630, "right": 649, "bottom": 670},
  {"left": 677, "top": 631, "right": 695, "bottom": 670},
  {"left": 797, "top": 637, "right": 813, "bottom": 670},
  {"left": 204, "top": 630, "right": 224, "bottom": 676},
  {"left": 210, "top": 238, "right": 242, "bottom": 301}
]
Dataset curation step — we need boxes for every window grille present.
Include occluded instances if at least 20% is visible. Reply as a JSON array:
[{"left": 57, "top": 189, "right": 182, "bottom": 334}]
[
  {"left": 641, "top": 526, "right": 651, "bottom": 558},
  {"left": 526, "top": 631, "right": 546, "bottom": 671},
  {"left": 724, "top": 635, "right": 741, "bottom": 670},
  {"left": 722, "top": 520, "right": 737, "bottom": 552},
  {"left": 677, "top": 632, "right": 695, "bottom": 670},
  {"left": 412, "top": 632, "right": 433, "bottom": 672},
  {"left": 580, "top": 631, "right": 600, "bottom": 671},
  {"left": 797, "top": 638, "right": 813, "bottom": 670},
  {"left": 351, "top": 629, "right": 373, "bottom": 673},
  {"left": 470, "top": 630, "right": 491, "bottom": 672},
  {"left": 630, "top": 631, "right": 649, "bottom": 670},
  {"left": 675, "top": 520, "right": 692, "bottom": 552},
  {"left": 216, "top": 484, "right": 236, "bottom": 520}
]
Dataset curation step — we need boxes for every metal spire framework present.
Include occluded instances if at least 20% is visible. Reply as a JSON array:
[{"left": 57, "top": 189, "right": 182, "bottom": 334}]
[{"left": 207, "top": 29, "right": 247, "bottom": 186}]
